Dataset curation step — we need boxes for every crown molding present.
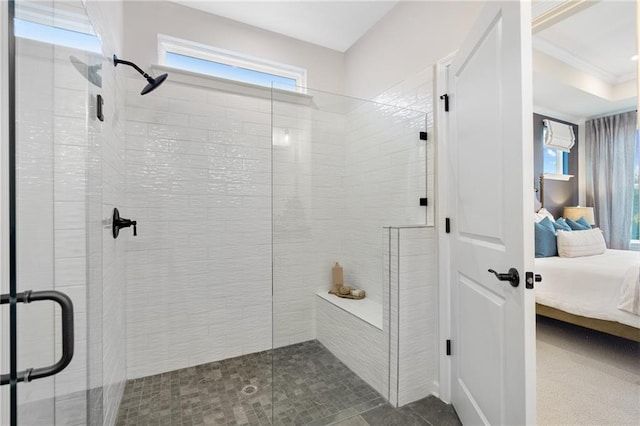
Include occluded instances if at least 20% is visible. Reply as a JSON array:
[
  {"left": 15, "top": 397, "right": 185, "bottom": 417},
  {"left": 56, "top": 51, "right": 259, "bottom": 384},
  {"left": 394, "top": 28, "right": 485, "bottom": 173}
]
[
  {"left": 532, "top": 0, "right": 598, "bottom": 33},
  {"left": 533, "top": 37, "right": 618, "bottom": 85}
]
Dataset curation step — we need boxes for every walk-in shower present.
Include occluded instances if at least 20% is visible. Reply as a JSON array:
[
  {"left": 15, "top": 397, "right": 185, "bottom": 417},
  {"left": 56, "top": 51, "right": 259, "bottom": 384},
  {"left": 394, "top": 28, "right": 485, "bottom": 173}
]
[{"left": 3, "top": 1, "right": 435, "bottom": 424}]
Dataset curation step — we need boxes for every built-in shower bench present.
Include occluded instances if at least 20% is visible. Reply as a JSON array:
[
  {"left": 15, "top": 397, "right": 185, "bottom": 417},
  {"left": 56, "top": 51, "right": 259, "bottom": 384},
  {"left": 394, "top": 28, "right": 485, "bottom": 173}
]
[
  {"left": 315, "top": 292, "right": 382, "bottom": 330},
  {"left": 315, "top": 292, "right": 386, "bottom": 396}
]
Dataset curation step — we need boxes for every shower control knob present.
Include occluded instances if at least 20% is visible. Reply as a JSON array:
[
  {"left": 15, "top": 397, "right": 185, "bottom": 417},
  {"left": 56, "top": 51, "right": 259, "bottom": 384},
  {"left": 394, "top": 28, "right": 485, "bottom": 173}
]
[{"left": 112, "top": 208, "right": 137, "bottom": 239}]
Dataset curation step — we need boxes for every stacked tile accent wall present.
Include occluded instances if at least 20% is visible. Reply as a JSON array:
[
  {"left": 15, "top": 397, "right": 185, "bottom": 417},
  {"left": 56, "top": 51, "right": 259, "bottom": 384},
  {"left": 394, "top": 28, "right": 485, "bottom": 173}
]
[
  {"left": 316, "top": 297, "right": 388, "bottom": 397},
  {"left": 272, "top": 96, "right": 346, "bottom": 348},
  {"left": 385, "top": 227, "right": 438, "bottom": 407},
  {"left": 342, "top": 100, "right": 426, "bottom": 303},
  {"left": 124, "top": 81, "right": 273, "bottom": 378},
  {"left": 124, "top": 77, "right": 430, "bottom": 379},
  {"left": 15, "top": 38, "right": 70, "bottom": 423},
  {"left": 13, "top": 29, "right": 127, "bottom": 425}
]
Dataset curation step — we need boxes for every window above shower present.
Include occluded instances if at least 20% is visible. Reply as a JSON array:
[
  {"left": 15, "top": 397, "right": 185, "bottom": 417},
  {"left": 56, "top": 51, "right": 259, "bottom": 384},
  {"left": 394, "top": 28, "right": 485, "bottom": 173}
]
[
  {"left": 158, "top": 35, "right": 307, "bottom": 91},
  {"left": 13, "top": 1, "right": 100, "bottom": 53}
]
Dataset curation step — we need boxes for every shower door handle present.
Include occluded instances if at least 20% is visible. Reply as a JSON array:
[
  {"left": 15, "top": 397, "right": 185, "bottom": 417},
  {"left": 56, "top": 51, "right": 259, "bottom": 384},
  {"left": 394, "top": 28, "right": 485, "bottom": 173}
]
[{"left": 0, "top": 290, "right": 75, "bottom": 385}]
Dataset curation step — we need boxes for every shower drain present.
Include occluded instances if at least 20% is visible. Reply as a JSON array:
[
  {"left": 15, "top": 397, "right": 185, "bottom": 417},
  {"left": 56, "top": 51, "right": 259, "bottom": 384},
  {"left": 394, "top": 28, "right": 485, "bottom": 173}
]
[{"left": 241, "top": 384, "right": 258, "bottom": 396}]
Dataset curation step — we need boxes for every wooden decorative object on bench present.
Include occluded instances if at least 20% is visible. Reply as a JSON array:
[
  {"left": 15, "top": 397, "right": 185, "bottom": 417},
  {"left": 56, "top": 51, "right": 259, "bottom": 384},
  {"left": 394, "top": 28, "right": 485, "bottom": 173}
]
[{"left": 334, "top": 292, "right": 365, "bottom": 300}]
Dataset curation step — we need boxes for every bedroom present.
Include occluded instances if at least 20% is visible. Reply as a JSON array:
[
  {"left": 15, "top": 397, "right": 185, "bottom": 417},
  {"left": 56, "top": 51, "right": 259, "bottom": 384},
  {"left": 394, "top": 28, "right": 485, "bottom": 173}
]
[{"left": 531, "top": 1, "right": 639, "bottom": 424}]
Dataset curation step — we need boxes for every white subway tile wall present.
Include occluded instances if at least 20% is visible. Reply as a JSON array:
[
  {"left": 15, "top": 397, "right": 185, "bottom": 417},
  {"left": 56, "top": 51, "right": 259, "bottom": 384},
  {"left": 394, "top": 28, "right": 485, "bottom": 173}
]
[
  {"left": 272, "top": 98, "right": 345, "bottom": 348},
  {"left": 316, "top": 296, "right": 388, "bottom": 397},
  {"left": 15, "top": 38, "right": 99, "bottom": 425},
  {"left": 12, "top": 7, "right": 438, "bottom": 425},
  {"left": 126, "top": 72, "right": 433, "bottom": 385},
  {"left": 392, "top": 227, "right": 438, "bottom": 407},
  {"left": 384, "top": 227, "right": 438, "bottom": 407},
  {"left": 342, "top": 100, "right": 426, "bottom": 303},
  {"left": 15, "top": 39, "right": 57, "bottom": 415},
  {"left": 14, "top": 3, "right": 128, "bottom": 425},
  {"left": 124, "top": 79, "right": 273, "bottom": 378}
]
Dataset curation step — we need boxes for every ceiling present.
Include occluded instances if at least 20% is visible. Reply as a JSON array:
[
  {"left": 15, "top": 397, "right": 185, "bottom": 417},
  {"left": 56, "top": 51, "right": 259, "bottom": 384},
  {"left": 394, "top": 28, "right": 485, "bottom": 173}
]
[
  {"left": 169, "top": 1, "right": 398, "bottom": 52},
  {"left": 170, "top": 0, "right": 636, "bottom": 120},
  {"left": 534, "top": 1, "right": 636, "bottom": 84},
  {"left": 532, "top": 1, "right": 637, "bottom": 120}
]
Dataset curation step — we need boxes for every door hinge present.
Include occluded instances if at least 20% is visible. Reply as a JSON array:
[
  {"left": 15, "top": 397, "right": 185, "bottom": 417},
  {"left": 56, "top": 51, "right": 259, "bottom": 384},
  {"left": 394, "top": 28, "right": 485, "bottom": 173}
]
[
  {"left": 419, "top": 131, "right": 428, "bottom": 141},
  {"left": 445, "top": 218, "right": 451, "bottom": 233},
  {"left": 446, "top": 339, "right": 451, "bottom": 356},
  {"left": 525, "top": 271, "right": 542, "bottom": 289},
  {"left": 419, "top": 198, "right": 428, "bottom": 206},
  {"left": 440, "top": 93, "right": 449, "bottom": 112},
  {"left": 96, "top": 94, "right": 104, "bottom": 122}
]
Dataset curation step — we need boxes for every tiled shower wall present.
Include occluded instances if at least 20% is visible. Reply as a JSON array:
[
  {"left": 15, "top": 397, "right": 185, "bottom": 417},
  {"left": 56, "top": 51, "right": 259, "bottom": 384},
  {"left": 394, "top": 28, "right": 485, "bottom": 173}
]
[
  {"left": 15, "top": 39, "right": 72, "bottom": 420},
  {"left": 124, "top": 80, "right": 273, "bottom": 378},
  {"left": 342, "top": 99, "right": 427, "bottom": 303},
  {"left": 124, "top": 74, "right": 432, "bottom": 379},
  {"left": 14, "top": 31, "right": 126, "bottom": 426},
  {"left": 272, "top": 97, "right": 346, "bottom": 348},
  {"left": 385, "top": 227, "right": 438, "bottom": 407}
]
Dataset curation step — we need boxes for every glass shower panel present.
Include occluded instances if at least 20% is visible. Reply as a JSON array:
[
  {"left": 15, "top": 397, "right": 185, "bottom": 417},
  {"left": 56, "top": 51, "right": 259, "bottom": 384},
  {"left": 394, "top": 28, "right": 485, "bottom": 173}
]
[
  {"left": 271, "top": 84, "right": 426, "bottom": 424},
  {"left": 12, "top": 0, "right": 102, "bottom": 424}
]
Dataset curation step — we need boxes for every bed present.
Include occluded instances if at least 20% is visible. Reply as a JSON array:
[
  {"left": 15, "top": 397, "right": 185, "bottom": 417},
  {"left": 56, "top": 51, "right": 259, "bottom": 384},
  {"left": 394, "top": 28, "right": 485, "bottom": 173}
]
[{"left": 535, "top": 249, "right": 640, "bottom": 342}]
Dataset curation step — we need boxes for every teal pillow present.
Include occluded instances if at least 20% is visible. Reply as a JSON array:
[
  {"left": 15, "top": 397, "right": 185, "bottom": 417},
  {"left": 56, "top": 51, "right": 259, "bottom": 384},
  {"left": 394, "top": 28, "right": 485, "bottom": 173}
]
[
  {"left": 554, "top": 217, "right": 572, "bottom": 231},
  {"left": 535, "top": 217, "right": 557, "bottom": 258},
  {"left": 566, "top": 217, "right": 590, "bottom": 230},
  {"left": 576, "top": 216, "right": 592, "bottom": 229}
]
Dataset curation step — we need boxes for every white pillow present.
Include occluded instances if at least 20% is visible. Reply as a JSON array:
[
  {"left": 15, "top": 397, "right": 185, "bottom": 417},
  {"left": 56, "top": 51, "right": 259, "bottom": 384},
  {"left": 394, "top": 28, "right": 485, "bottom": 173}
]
[
  {"left": 534, "top": 208, "right": 555, "bottom": 223},
  {"left": 557, "top": 228, "right": 606, "bottom": 258}
]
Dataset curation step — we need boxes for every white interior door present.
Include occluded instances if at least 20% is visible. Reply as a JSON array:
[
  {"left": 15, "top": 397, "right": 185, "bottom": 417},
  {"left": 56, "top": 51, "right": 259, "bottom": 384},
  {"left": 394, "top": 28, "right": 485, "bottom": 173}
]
[{"left": 448, "top": 1, "right": 536, "bottom": 425}]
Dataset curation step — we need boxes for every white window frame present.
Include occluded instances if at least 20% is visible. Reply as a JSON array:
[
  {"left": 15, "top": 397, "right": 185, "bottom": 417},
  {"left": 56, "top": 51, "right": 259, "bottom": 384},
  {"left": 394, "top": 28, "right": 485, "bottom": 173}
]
[{"left": 158, "top": 34, "right": 307, "bottom": 91}]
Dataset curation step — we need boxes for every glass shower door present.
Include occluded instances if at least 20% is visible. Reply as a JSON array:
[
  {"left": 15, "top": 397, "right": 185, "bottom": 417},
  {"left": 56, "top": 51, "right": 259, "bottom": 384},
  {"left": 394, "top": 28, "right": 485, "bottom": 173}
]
[
  {"left": 2, "top": 1, "right": 103, "bottom": 424},
  {"left": 271, "top": 84, "right": 428, "bottom": 424}
]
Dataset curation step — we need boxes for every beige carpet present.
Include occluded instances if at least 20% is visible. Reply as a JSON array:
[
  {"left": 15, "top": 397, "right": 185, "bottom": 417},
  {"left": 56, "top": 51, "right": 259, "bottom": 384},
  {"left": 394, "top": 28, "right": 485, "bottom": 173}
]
[{"left": 537, "top": 316, "right": 640, "bottom": 425}]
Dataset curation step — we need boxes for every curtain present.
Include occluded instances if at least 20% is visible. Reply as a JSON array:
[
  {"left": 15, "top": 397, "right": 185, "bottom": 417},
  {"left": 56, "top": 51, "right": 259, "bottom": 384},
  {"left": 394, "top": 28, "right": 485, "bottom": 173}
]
[{"left": 585, "top": 110, "right": 637, "bottom": 249}]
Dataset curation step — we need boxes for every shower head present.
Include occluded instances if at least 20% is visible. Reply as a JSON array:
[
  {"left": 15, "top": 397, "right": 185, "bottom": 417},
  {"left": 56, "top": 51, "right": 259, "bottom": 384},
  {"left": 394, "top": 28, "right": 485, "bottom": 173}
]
[
  {"left": 70, "top": 55, "right": 102, "bottom": 88},
  {"left": 141, "top": 72, "right": 168, "bottom": 95},
  {"left": 113, "top": 54, "right": 168, "bottom": 95}
]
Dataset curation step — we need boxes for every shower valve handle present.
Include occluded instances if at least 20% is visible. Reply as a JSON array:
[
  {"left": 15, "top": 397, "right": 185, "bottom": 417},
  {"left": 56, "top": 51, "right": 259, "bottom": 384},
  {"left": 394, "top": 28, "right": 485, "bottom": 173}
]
[{"left": 112, "top": 208, "right": 137, "bottom": 238}]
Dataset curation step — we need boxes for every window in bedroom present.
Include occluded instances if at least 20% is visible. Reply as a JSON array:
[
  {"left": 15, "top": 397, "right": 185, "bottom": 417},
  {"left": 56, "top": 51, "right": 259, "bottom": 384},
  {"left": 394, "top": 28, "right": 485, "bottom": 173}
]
[
  {"left": 158, "top": 35, "right": 306, "bottom": 91},
  {"left": 542, "top": 120, "right": 572, "bottom": 177},
  {"left": 543, "top": 146, "right": 569, "bottom": 175}
]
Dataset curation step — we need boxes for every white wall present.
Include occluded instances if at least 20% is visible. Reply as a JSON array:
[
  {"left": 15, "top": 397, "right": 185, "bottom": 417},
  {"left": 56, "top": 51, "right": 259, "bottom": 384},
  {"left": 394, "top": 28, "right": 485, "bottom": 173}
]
[
  {"left": 386, "top": 227, "right": 438, "bottom": 407},
  {"left": 10, "top": 33, "right": 126, "bottom": 425},
  {"left": 344, "top": 1, "right": 483, "bottom": 100},
  {"left": 123, "top": 0, "right": 345, "bottom": 94},
  {"left": 272, "top": 96, "right": 345, "bottom": 348},
  {"left": 342, "top": 97, "right": 427, "bottom": 302},
  {"left": 123, "top": 72, "right": 430, "bottom": 377},
  {"left": 124, "top": 76, "right": 274, "bottom": 378}
]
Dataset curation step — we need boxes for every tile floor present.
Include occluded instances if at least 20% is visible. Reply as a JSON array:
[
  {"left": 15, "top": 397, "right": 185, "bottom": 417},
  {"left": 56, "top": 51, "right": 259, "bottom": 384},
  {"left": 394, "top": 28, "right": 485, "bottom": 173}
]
[{"left": 115, "top": 340, "right": 459, "bottom": 425}]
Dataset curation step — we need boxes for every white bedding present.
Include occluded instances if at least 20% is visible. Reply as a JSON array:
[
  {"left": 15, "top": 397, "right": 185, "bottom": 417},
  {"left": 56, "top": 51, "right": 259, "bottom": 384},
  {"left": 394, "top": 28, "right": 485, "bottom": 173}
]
[{"left": 535, "top": 249, "right": 640, "bottom": 329}]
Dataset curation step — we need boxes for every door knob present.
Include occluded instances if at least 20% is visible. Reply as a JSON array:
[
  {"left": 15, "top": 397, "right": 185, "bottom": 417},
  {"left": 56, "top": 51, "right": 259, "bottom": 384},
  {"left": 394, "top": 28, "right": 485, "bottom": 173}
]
[{"left": 487, "top": 268, "right": 520, "bottom": 287}]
